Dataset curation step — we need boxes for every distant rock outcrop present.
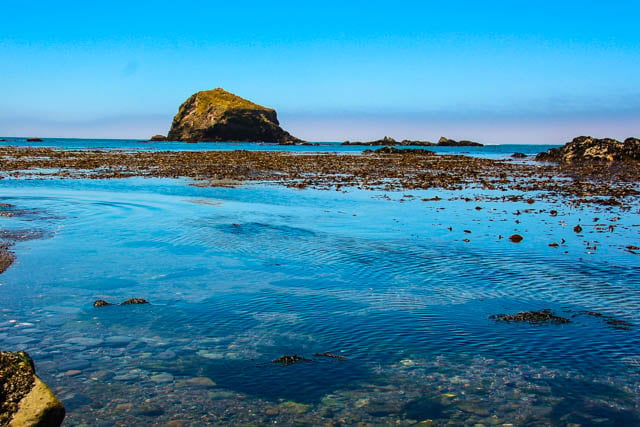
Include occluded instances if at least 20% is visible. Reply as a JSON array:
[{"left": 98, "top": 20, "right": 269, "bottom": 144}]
[
  {"left": 149, "top": 135, "right": 167, "bottom": 141},
  {"left": 167, "top": 88, "right": 303, "bottom": 143},
  {"left": 0, "top": 351, "right": 65, "bottom": 426},
  {"left": 342, "top": 136, "right": 434, "bottom": 146},
  {"left": 437, "top": 137, "right": 483, "bottom": 147},
  {"left": 536, "top": 136, "right": 640, "bottom": 163}
]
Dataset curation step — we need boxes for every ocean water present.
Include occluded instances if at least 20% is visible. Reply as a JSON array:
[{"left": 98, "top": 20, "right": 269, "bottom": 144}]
[
  {"left": 0, "top": 174, "right": 639, "bottom": 425},
  {"left": 0, "top": 137, "right": 557, "bottom": 159}
]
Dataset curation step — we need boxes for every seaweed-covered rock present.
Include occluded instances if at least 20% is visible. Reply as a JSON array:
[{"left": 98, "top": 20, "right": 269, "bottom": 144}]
[
  {"left": 536, "top": 136, "right": 640, "bottom": 163},
  {"left": 120, "top": 298, "right": 149, "bottom": 305},
  {"left": 437, "top": 137, "right": 483, "bottom": 147},
  {"left": 167, "top": 88, "right": 303, "bottom": 143},
  {"left": 272, "top": 355, "right": 311, "bottom": 365},
  {"left": 490, "top": 309, "right": 570, "bottom": 324},
  {"left": 0, "top": 351, "right": 65, "bottom": 426}
]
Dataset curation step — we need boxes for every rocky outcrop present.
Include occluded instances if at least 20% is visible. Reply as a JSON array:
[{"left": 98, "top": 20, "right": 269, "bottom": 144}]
[
  {"left": 342, "top": 136, "right": 434, "bottom": 146},
  {"left": 167, "top": 88, "right": 303, "bottom": 143},
  {"left": 437, "top": 137, "right": 483, "bottom": 147},
  {"left": 0, "top": 351, "right": 65, "bottom": 426},
  {"left": 536, "top": 136, "right": 640, "bottom": 163},
  {"left": 149, "top": 135, "right": 167, "bottom": 142},
  {"left": 26, "top": 138, "right": 43, "bottom": 142}
]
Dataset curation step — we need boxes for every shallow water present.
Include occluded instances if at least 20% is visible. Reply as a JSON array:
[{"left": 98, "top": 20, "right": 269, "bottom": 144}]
[{"left": 0, "top": 177, "right": 639, "bottom": 426}]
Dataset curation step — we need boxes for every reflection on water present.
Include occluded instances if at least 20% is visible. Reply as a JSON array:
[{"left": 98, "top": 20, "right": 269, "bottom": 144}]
[{"left": 0, "top": 177, "right": 638, "bottom": 426}]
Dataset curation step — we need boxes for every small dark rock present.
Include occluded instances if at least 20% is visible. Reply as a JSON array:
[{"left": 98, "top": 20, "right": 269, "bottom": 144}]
[
  {"left": 511, "top": 152, "right": 527, "bottom": 158},
  {"left": 120, "top": 298, "right": 149, "bottom": 305},
  {"left": 509, "top": 234, "right": 524, "bottom": 243},
  {"left": 574, "top": 224, "right": 583, "bottom": 233},
  {"left": 149, "top": 135, "right": 167, "bottom": 142},
  {"left": 26, "top": 138, "right": 44, "bottom": 142},
  {"left": 93, "top": 300, "right": 113, "bottom": 308}
]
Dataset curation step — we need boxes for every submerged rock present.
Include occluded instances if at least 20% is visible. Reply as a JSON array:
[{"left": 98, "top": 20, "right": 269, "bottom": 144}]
[
  {"left": 536, "top": 136, "right": 640, "bottom": 163},
  {"left": 0, "top": 351, "right": 65, "bottom": 426},
  {"left": 272, "top": 355, "right": 312, "bottom": 365},
  {"left": 437, "top": 137, "right": 483, "bottom": 147},
  {"left": 167, "top": 88, "right": 303, "bottom": 143},
  {"left": 313, "top": 352, "right": 348, "bottom": 360},
  {"left": 490, "top": 309, "right": 571, "bottom": 324},
  {"left": 120, "top": 298, "right": 149, "bottom": 305}
]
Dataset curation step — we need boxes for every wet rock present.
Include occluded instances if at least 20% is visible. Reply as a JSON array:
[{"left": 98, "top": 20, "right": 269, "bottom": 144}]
[
  {"left": 511, "top": 152, "right": 527, "bottom": 158},
  {"left": 149, "top": 134, "right": 167, "bottom": 141},
  {"left": 366, "top": 146, "right": 435, "bottom": 155},
  {"left": 437, "top": 136, "right": 483, "bottom": 147},
  {"left": 93, "top": 299, "right": 112, "bottom": 308},
  {"left": 167, "top": 88, "right": 303, "bottom": 143},
  {"left": 573, "top": 225, "right": 583, "bottom": 233},
  {"left": 508, "top": 234, "right": 523, "bottom": 243},
  {"left": 536, "top": 136, "right": 640, "bottom": 163},
  {"left": 343, "top": 136, "right": 434, "bottom": 146},
  {"left": 490, "top": 309, "right": 570, "bottom": 324},
  {"left": 272, "top": 355, "right": 312, "bottom": 365},
  {"left": 0, "top": 245, "right": 15, "bottom": 274},
  {"left": 0, "top": 351, "right": 65, "bottom": 426},
  {"left": 120, "top": 298, "right": 149, "bottom": 305}
]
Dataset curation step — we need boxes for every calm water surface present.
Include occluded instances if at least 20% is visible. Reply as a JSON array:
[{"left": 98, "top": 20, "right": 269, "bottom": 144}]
[{"left": 0, "top": 177, "right": 639, "bottom": 426}]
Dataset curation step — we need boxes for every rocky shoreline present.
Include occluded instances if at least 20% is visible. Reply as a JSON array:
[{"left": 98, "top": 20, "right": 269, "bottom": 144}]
[{"left": 0, "top": 141, "right": 638, "bottom": 206}]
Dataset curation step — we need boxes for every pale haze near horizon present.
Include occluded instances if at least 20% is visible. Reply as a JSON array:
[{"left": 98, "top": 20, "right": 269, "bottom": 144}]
[{"left": 1, "top": 1, "right": 638, "bottom": 143}]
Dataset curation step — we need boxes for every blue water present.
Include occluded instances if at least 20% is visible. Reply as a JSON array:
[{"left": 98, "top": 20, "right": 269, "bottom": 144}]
[
  {"left": 0, "top": 137, "right": 558, "bottom": 159},
  {"left": 0, "top": 175, "right": 639, "bottom": 425}
]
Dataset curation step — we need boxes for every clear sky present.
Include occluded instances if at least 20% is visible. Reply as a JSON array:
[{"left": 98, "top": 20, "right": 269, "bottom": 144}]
[{"left": 1, "top": 1, "right": 638, "bottom": 143}]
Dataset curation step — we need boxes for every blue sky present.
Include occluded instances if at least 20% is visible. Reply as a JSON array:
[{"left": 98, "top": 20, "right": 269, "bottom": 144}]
[{"left": 1, "top": 1, "right": 638, "bottom": 143}]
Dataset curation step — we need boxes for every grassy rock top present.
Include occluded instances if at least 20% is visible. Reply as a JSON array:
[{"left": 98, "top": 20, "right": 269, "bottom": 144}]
[{"left": 192, "top": 88, "right": 273, "bottom": 115}]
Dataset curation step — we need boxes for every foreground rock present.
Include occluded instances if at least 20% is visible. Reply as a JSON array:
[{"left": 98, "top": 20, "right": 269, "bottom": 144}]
[
  {"left": 0, "top": 351, "right": 65, "bottom": 426},
  {"left": 167, "top": 88, "right": 303, "bottom": 143},
  {"left": 342, "top": 136, "right": 434, "bottom": 146},
  {"left": 490, "top": 309, "right": 570, "bottom": 324},
  {"left": 536, "top": 136, "right": 640, "bottom": 163},
  {"left": 437, "top": 137, "right": 483, "bottom": 147}
]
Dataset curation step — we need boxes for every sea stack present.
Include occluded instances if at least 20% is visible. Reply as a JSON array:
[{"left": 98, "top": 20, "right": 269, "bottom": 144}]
[{"left": 167, "top": 88, "right": 303, "bottom": 143}]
